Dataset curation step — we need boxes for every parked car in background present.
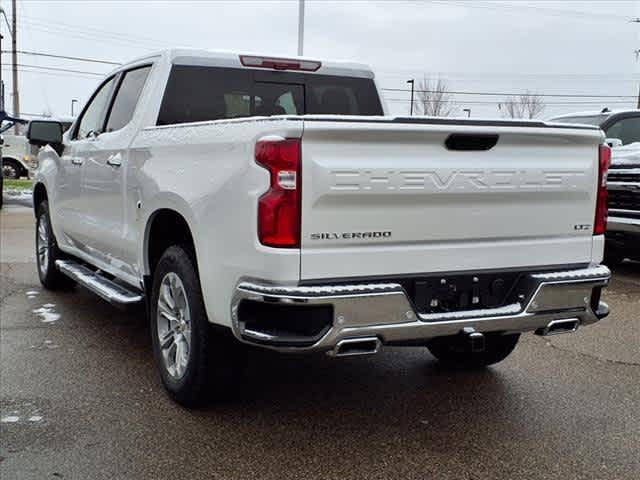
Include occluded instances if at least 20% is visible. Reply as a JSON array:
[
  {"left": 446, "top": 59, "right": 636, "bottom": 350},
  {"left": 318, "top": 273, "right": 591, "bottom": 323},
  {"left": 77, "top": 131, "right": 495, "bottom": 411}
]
[
  {"left": 549, "top": 109, "right": 640, "bottom": 264},
  {"left": 29, "top": 49, "right": 611, "bottom": 406},
  {"left": 1, "top": 132, "right": 31, "bottom": 179}
]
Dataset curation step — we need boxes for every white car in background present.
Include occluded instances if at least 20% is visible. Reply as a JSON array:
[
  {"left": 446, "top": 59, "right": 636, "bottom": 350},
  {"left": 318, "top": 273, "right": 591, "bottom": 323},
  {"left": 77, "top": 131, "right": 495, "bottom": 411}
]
[
  {"left": 2, "top": 117, "right": 75, "bottom": 179},
  {"left": 1, "top": 132, "right": 30, "bottom": 179}
]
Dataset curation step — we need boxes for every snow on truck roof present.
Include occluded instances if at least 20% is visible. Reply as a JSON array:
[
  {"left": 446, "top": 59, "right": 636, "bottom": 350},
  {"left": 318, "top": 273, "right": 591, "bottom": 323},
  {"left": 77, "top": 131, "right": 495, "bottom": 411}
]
[{"left": 116, "top": 48, "right": 376, "bottom": 79}]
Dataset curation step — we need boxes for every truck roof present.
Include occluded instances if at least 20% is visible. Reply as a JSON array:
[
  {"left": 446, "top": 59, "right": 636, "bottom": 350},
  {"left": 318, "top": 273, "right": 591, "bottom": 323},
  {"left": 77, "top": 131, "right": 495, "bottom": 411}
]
[{"left": 116, "top": 48, "right": 376, "bottom": 79}]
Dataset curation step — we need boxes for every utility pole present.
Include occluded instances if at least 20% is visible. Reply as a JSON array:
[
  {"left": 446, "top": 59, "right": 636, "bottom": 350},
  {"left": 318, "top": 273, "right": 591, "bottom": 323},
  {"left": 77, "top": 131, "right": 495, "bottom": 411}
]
[
  {"left": 0, "top": 32, "right": 3, "bottom": 114},
  {"left": 11, "top": 0, "right": 18, "bottom": 133},
  {"left": 297, "top": 0, "right": 305, "bottom": 56},
  {"left": 632, "top": 18, "right": 639, "bottom": 109},
  {"left": 407, "top": 79, "right": 414, "bottom": 115}
]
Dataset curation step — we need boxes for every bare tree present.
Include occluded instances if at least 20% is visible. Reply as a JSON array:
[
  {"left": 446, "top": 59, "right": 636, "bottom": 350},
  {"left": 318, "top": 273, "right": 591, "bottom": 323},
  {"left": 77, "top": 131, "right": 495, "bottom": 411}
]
[
  {"left": 414, "top": 76, "right": 455, "bottom": 117},
  {"left": 501, "top": 91, "right": 545, "bottom": 119}
]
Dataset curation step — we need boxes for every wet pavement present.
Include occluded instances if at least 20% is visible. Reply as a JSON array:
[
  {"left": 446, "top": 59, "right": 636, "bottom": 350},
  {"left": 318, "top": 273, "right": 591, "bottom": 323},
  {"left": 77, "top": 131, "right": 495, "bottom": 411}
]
[{"left": 1, "top": 204, "right": 639, "bottom": 479}]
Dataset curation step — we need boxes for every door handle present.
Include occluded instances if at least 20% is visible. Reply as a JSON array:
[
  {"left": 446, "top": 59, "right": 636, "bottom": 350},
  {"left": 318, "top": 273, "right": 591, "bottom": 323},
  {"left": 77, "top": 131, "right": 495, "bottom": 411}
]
[
  {"left": 107, "top": 156, "right": 122, "bottom": 167},
  {"left": 71, "top": 158, "right": 84, "bottom": 166}
]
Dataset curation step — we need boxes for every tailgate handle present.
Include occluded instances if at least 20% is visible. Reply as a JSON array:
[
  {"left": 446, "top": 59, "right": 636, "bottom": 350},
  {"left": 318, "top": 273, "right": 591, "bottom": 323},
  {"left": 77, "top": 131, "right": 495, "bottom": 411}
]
[{"left": 445, "top": 134, "right": 499, "bottom": 151}]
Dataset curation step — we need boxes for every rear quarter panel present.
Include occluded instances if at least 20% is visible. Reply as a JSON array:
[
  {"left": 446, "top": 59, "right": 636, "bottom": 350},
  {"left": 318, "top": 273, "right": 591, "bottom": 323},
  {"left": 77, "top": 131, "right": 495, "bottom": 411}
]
[{"left": 130, "top": 117, "right": 303, "bottom": 327}]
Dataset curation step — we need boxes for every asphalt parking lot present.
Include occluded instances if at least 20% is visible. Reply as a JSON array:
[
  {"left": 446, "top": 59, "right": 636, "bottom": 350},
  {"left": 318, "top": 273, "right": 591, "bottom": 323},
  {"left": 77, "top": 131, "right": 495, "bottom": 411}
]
[{"left": 1, "top": 200, "right": 639, "bottom": 480}]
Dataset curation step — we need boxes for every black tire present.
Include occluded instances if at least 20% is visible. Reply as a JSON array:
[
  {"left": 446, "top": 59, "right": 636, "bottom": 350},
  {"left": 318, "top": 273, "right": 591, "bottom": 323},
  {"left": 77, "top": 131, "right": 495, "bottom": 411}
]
[
  {"left": 426, "top": 332, "right": 520, "bottom": 369},
  {"left": 2, "top": 159, "right": 21, "bottom": 179},
  {"left": 35, "top": 201, "right": 75, "bottom": 290},
  {"left": 150, "top": 245, "right": 246, "bottom": 407}
]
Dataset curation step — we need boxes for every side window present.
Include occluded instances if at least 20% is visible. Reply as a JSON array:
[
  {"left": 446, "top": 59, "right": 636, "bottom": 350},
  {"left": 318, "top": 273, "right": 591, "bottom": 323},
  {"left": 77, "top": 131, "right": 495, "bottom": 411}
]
[
  {"left": 606, "top": 117, "right": 640, "bottom": 146},
  {"left": 75, "top": 77, "right": 117, "bottom": 140},
  {"left": 105, "top": 65, "right": 152, "bottom": 133}
]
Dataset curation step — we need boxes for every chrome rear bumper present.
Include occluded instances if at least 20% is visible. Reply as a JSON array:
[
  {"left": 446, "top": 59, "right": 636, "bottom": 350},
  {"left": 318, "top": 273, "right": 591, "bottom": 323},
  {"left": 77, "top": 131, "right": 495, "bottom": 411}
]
[{"left": 230, "top": 265, "right": 611, "bottom": 353}]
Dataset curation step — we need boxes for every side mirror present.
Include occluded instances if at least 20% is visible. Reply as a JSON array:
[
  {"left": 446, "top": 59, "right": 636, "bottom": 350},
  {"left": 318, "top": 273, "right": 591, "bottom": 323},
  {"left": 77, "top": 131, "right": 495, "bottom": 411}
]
[
  {"left": 27, "top": 120, "right": 63, "bottom": 147},
  {"left": 605, "top": 138, "right": 623, "bottom": 148}
]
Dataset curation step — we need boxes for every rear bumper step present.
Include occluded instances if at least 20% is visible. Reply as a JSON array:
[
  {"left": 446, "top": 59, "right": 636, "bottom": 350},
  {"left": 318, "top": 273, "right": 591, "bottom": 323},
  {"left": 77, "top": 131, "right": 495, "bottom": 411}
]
[
  {"left": 56, "top": 260, "right": 144, "bottom": 306},
  {"left": 231, "top": 265, "right": 611, "bottom": 354}
]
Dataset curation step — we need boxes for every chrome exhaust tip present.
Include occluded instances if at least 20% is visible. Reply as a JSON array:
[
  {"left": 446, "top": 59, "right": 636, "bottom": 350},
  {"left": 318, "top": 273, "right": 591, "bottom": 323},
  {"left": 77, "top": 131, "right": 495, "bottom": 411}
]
[
  {"left": 329, "top": 337, "right": 381, "bottom": 357},
  {"left": 536, "top": 318, "right": 580, "bottom": 336}
]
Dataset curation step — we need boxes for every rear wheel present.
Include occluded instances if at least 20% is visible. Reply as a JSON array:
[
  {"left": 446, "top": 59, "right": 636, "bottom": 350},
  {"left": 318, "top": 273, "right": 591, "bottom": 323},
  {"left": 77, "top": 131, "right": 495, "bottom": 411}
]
[
  {"left": 150, "top": 245, "right": 246, "bottom": 406},
  {"left": 35, "top": 201, "right": 75, "bottom": 290},
  {"left": 426, "top": 332, "right": 519, "bottom": 369}
]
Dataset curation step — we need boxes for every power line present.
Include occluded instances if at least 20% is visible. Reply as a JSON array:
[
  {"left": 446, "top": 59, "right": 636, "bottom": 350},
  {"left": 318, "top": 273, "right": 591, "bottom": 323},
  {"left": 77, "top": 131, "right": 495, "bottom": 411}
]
[
  {"left": 12, "top": 63, "right": 105, "bottom": 76},
  {"left": 375, "top": 70, "right": 639, "bottom": 81},
  {"left": 17, "top": 13, "right": 177, "bottom": 49},
  {"left": 433, "top": 0, "right": 631, "bottom": 22},
  {"left": 2, "top": 49, "right": 120, "bottom": 66},
  {"left": 385, "top": 98, "right": 634, "bottom": 106},
  {"left": 1, "top": 66, "right": 104, "bottom": 80},
  {"left": 381, "top": 87, "right": 637, "bottom": 99}
]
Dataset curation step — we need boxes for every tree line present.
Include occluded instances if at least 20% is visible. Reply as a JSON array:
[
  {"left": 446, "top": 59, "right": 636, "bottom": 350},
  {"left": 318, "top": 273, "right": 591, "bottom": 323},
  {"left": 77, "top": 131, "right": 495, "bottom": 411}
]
[{"left": 412, "top": 76, "right": 545, "bottom": 118}]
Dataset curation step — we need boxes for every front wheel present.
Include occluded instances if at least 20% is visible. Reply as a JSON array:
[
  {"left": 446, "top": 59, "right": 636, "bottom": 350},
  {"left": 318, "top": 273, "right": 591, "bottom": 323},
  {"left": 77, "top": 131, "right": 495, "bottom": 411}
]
[
  {"left": 150, "top": 245, "right": 246, "bottom": 406},
  {"left": 35, "top": 201, "right": 75, "bottom": 290},
  {"left": 426, "top": 332, "right": 520, "bottom": 369}
]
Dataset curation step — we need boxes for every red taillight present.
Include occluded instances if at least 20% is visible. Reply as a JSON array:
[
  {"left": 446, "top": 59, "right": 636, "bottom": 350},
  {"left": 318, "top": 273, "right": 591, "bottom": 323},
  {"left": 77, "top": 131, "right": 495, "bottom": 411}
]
[
  {"left": 240, "top": 55, "right": 321, "bottom": 72},
  {"left": 256, "top": 138, "right": 301, "bottom": 248},
  {"left": 594, "top": 144, "right": 611, "bottom": 235}
]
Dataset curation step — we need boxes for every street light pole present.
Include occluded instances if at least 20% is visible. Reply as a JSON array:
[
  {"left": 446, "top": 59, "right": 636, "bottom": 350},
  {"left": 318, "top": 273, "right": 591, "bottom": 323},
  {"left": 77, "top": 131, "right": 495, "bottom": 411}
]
[
  {"left": 407, "top": 79, "right": 414, "bottom": 115},
  {"left": 71, "top": 99, "right": 78, "bottom": 116},
  {"left": 297, "top": 0, "right": 305, "bottom": 56}
]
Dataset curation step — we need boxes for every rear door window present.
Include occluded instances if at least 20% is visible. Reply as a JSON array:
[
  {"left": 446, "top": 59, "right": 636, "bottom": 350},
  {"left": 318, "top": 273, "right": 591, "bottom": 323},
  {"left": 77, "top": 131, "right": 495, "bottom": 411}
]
[
  {"left": 105, "top": 65, "right": 152, "bottom": 133},
  {"left": 157, "top": 65, "right": 382, "bottom": 125}
]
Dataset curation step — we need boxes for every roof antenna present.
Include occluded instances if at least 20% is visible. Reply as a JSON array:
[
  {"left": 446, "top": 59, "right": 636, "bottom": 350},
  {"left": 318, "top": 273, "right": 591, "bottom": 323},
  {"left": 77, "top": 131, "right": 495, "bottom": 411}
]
[{"left": 601, "top": 107, "right": 611, "bottom": 113}]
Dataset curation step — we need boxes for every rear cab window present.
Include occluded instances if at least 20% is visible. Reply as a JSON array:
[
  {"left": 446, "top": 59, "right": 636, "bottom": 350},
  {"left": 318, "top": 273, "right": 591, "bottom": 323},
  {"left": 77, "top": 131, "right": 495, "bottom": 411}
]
[{"left": 157, "top": 65, "right": 383, "bottom": 125}]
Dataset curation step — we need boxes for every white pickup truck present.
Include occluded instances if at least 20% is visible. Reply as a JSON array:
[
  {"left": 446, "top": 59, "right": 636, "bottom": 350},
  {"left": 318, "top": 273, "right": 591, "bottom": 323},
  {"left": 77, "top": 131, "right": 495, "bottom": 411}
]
[{"left": 28, "top": 49, "right": 611, "bottom": 406}]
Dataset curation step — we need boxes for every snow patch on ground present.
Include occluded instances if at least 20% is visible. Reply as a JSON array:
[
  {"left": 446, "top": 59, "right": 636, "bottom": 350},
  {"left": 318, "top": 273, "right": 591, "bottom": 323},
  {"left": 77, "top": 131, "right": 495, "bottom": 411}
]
[
  {"left": 33, "top": 305, "right": 61, "bottom": 323},
  {"left": 1, "top": 415, "right": 20, "bottom": 423},
  {"left": 3, "top": 189, "right": 33, "bottom": 199}
]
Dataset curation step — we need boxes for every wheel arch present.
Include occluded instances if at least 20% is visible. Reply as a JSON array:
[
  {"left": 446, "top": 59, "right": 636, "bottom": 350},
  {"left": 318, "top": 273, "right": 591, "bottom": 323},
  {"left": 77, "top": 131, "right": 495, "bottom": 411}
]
[
  {"left": 143, "top": 207, "right": 198, "bottom": 279},
  {"left": 33, "top": 182, "right": 48, "bottom": 217}
]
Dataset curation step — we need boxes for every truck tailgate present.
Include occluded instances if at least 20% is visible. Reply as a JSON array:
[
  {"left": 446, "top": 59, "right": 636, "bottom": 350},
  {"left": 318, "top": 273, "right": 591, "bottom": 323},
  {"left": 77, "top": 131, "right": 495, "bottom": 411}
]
[{"left": 299, "top": 118, "right": 603, "bottom": 280}]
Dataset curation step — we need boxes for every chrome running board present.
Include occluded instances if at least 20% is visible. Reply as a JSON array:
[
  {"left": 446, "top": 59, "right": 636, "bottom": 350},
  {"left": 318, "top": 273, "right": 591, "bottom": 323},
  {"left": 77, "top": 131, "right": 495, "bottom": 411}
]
[{"left": 56, "top": 260, "right": 144, "bottom": 306}]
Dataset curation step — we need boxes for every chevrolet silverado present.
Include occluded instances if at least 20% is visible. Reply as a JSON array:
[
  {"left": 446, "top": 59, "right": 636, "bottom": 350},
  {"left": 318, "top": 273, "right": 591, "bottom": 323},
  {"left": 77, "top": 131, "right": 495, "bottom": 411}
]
[{"left": 28, "top": 49, "right": 611, "bottom": 405}]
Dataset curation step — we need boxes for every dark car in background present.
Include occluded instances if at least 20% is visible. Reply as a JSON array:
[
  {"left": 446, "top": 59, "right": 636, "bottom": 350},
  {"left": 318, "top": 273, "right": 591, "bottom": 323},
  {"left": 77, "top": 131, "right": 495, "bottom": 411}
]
[{"left": 550, "top": 109, "right": 640, "bottom": 264}]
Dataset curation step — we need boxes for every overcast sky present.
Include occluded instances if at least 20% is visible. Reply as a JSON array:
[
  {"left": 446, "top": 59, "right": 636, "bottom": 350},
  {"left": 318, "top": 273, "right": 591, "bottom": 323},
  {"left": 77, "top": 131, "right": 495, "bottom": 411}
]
[{"left": 2, "top": 0, "right": 639, "bottom": 120}]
